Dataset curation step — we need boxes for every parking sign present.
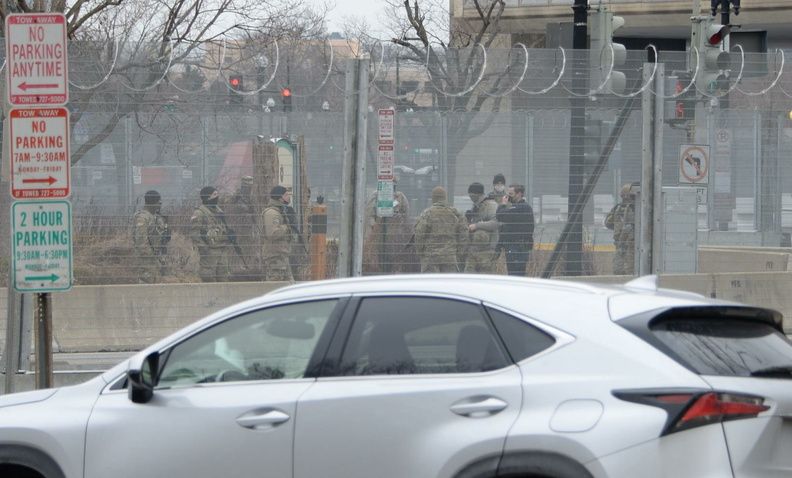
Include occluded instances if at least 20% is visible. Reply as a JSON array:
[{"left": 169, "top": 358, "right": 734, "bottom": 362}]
[{"left": 6, "top": 13, "right": 69, "bottom": 106}]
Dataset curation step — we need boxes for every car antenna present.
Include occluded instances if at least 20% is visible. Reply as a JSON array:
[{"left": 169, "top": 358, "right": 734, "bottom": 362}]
[{"left": 624, "top": 275, "right": 659, "bottom": 292}]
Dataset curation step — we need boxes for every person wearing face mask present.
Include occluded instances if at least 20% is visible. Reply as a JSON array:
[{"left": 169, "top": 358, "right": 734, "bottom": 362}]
[
  {"left": 464, "top": 182, "right": 499, "bottom": 273},
  {"left": 190, "top": 186, "right": 232, "bottom": 282},
  {"left": 487, "top": 173, "right": 507, "bottom": 201},
  {"left": 262, "top": 185, "right": 295, "bottom": 282},
  {"left": 222, "top": 175, "right": 255, "bottom": 211},
  {"left": 134, "top": 190, "right": 171, "bottom": 284},
  {"left": 604, "top": 183, "right": 636, "bottom": 275},
  {"left": 496, "top": 184, "right": 535, "bottom": 276}
]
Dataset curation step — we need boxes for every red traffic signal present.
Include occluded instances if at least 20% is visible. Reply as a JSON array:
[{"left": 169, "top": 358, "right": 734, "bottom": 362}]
[
  {"left": 704, "top": 23, "right": 729, "bottom": 46},
  {"left": 228, "top": 75, "right": 244, "bottom": 105},
  {"left": 282, "top": 88, "right": 292, "bottom": 112}
]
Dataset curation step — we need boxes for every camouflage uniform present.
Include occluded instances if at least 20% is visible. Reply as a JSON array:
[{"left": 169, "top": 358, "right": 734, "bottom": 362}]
[
  {"left": 605, "top": 196, "right": 636, "bottom": 275},
  {"left": 464, "top": 196, "right": 500, "bottom": 273},
  {"left": 414, "top": 192, "right": 468, "bottom": 273},
  {"left": 190, "top": 205, "right": 232, "bottom": 282},
  {"left": 364, "top": 184, "right": 412, "bottom": 274},
  {"left": 365, "top": 189, "right": 410, "bottom": 229},
  {"left": 262, "top": 198, "right": 295, "bottom": 282},
  {"left": 133, "top": 209, "right": 170, "bottom": 283},
  {"left": 221, "top": 176, "right": 259, "bottom": 270}
]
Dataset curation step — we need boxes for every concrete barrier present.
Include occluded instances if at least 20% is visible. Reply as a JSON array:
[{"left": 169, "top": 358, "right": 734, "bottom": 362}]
[
  {"left": 2, "top": 272, "right": 792, "bottom": 355},
  {"left": 698, "top": 246, "right": 792, "bottom": 273},
  {"left": 1, "top": 282, "right": 288, "bottom": 353}
]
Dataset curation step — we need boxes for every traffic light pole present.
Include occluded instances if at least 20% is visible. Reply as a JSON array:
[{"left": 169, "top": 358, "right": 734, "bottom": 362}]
[{"left": 565, "top": 0, "right": 588, "bottom": 277}]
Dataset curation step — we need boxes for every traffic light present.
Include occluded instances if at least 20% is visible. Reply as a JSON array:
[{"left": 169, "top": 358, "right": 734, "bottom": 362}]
[
  {"left": 692, "top": 17, "right": 730, "bottom": 92},
  {"left": 282, "top": 88, "right": 292, "bottom": 112},
  {"left": 665, "top": 71, "right": 695, "bottom": 125},
  {"left": 590, "top": 9, "right": 627, "bottom": 95},
  {"left": 583, "top": 117, "right": 604, "bottom": 175},
  {"left": 228, "top": 75, "right": 244, "bottom": 104}
]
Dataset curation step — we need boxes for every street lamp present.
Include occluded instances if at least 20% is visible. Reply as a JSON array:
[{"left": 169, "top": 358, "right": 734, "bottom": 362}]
[
  {"left": 266, "top": 98, "right": 275, "bottom": 110},
  {"left": 322, "top": 101, "right": 330, "bottom": 111}
]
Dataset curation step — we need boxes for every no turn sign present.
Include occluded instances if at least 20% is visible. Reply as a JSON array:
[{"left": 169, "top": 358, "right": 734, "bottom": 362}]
[{"left": 679, "top": 144, "right": 710, "bottom": 184}]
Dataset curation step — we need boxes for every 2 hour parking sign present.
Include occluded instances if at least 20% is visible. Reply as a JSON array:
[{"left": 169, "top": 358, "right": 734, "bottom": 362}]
[{"left": 12, "top": 200, "right": 73, "bottom": 292}]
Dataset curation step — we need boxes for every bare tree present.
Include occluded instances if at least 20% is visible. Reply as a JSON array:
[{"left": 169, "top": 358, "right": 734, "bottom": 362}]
[
  {"left": 0, "top": 0, "right": 331, "bottom": 165},
  {"left": 385, "top": 0, "right": 510, "bottom": 196}
]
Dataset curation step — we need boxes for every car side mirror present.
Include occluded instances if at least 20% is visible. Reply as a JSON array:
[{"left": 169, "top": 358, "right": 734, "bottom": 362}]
[{"left": 128, "top": 352, "right": 159, "bottom": 404}]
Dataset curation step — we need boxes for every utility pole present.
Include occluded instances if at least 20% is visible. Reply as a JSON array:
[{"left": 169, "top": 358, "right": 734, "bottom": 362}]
[{"left": 566, "top": 0, "right": 588, "bottom": 276}]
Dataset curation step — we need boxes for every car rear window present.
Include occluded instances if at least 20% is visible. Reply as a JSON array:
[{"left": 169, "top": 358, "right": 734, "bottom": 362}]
[{"left": 651, "top": 318, "right": 792, "bottom": 377}]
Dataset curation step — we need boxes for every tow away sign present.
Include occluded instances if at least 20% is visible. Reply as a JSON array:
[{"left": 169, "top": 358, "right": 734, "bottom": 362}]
[
  {"left": 10, "top": 107, "right": 71, "bottom": 199},
  {"left": 6, "top": 13, "right": 69, "bottom": 106},
  {"left": 12, "top": 200, "right": 73, "bottom": 292}
]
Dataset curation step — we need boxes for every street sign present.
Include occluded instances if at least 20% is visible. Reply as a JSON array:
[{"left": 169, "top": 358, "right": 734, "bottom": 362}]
[
  {"left": 679, "top": 144, "right": 710, "bottom": 184},
  {"left": 12, "top": 200, "right": 73, "bottom": 292},
  {"left": 377, "top": 145, "right": 394, "bottom": 180},
  {"left": 9, "top": 107, "right": 71, "bottom": 199},
  {"left": 378, "top": 109, "right": 394, "bottom": 144},
  {"left": 376, "top": 180, "right": 394, "bottom": 218},
  {"left": 6, "top": 13, "right": 69, "bottom": 106},
  {"left": 696, "top": 186, "right": 708, "bottom": 204}
]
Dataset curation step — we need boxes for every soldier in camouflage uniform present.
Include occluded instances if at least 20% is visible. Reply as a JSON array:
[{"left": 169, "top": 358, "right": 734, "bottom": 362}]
[
  {"left": 222, "top": 175, "right": 255, "bottom": 211},
  {"left": 221, "top": 175, "right": 258, "bottom": 271},
  {"left": 190, "top": 186, "right": 232, "bottom": 282},
  {"left": 464, "top": 182, "right": 500, "bottom": 273},
  {"left": 605, "top": 183, "right": 636, "bottom": 275},
  {"left": 414, "top": 187, "right": 468, "bottom": 273},
  {"left": 262, "top": 185, "right": 295, "bottom": 282},
  {"left": 134, "top": 190, "right": 171, "bottom": 284}
]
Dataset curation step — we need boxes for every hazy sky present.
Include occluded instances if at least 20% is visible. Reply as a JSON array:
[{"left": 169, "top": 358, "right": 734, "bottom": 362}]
[{"left": 320, "top": 0, "right": 389, "bottom": 33}]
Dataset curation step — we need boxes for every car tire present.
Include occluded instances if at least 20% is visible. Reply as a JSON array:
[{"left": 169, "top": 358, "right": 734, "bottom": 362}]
[
  {"left": 497, "top": 451, "right": 593, "bottom": 478},
  {"left": 0, "top": 445, "right": 65, "bottom": 478}
]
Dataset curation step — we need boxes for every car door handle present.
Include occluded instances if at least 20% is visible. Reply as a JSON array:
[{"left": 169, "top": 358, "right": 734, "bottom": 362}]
[
  {"left": 236, "top": 410, "right": 291, "bottom": 429},
  {"left": 450, "top": 397, "right": 508, "bottom": 418}
]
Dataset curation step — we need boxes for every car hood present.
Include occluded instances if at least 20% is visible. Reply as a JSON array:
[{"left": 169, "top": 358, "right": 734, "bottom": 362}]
[{"left": 0, "top": 388, "right": 58, "bottom": 408}]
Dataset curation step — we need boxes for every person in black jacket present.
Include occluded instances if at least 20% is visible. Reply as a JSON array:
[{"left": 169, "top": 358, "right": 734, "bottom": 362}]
[{"left": 496, "top": 184, "right": 535, "bottom": 276}]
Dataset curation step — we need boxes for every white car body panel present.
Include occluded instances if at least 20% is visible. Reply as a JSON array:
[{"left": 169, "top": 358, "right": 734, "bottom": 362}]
[
  {"left": 85, "top": 380, "right": 314, "bottom": 478},
  {"left": 294, "top": 367, "right": 522, "bottom": 478},
  {"left": 0, "top": 274, "right": 789, "bottom": 478}
]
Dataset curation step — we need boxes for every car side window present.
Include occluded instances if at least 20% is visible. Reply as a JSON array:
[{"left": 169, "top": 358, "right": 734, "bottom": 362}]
[
  {"left": 486, "top": 307, "right": 556, "bottom": 362},
  {"left": 338, "top": 297, "right": 509, "bottom": 376},
  {"left": 156, "top": 300, "right": 337, "bottom": 386}
]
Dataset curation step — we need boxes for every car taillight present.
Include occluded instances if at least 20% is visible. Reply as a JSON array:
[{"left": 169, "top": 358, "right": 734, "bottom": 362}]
[{"left": 614, "top": 389, "right": 770, "bottom": 436}]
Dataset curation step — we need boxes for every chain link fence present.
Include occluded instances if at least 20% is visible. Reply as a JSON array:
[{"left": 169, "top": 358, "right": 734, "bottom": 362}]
[{"left": 2, "top": 40, "right": 792, "bottom": 358}]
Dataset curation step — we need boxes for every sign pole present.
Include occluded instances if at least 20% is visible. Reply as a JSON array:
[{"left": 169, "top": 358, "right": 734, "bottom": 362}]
[
  {"left": 3, "top": 272, "right": 21, "bottom": 394},
  {"left": 33, "top": 292, "right": 53, "bottom": 389},
  {"left": 5, "top": 13, "right": 71, "bottom": 391}
]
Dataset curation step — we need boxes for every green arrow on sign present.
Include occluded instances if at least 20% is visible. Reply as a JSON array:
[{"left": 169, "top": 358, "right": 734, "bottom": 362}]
[{"left": 25, "top": 274, "right": 59, "bottom": 282}]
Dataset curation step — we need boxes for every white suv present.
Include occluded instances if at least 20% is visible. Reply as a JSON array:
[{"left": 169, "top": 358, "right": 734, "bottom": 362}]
[{"left": 1, "top": 274, "right": 791, "bottom": 478}]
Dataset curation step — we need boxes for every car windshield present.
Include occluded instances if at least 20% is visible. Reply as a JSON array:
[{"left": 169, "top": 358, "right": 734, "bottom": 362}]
[{"left": 651, "top": 318, "right": 792, "bottom": 378}]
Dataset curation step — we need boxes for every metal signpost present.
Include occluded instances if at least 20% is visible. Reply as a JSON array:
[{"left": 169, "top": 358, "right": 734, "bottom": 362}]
[
  {"left": 377, "top": 109, "right": 395, "bottom": 217},
  {"left": 5, "top": 13, "right": 71, "bottom": 392}
]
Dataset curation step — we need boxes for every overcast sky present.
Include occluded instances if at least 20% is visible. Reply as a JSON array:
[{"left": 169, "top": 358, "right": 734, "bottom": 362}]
[{"left": 319, "top": 0, "right": 389, "bottom": 34}]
